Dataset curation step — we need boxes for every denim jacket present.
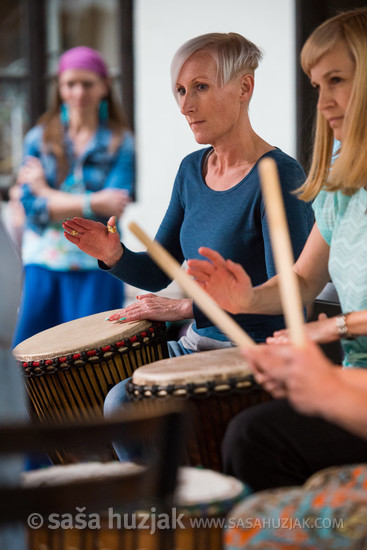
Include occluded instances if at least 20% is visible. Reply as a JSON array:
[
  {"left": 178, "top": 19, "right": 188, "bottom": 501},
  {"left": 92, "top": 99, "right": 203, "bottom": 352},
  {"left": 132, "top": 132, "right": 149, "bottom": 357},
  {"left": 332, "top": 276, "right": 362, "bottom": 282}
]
[{"left": 20, "top": 124, "right": 134, "bottom": 270}]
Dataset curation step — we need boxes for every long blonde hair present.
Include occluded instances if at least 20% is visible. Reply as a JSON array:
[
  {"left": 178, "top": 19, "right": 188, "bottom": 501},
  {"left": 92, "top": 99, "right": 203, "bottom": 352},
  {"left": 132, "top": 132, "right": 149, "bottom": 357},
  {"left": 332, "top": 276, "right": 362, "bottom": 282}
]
[
  {"left": 298, "top": 8, "right": 367, "bottom": 200},
  {"left": 38, "top": 81, "right": 130, "bottom": 185}
]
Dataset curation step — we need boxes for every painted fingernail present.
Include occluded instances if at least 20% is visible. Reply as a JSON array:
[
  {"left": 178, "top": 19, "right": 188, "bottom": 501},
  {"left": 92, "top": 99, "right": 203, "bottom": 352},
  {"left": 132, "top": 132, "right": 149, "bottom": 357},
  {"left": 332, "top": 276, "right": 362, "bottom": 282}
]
[{"left": 119, "top": 317, "right": 127, "bottom": 321}]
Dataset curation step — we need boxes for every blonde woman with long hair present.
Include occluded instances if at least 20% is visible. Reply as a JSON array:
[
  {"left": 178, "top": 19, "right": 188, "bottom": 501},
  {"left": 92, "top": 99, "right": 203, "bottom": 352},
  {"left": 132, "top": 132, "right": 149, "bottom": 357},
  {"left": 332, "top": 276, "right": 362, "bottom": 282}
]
[
  {"left": 184, "top": 11, "right": 367, "bottom": 547},
  {"left": 188, "top": 8, "right": 367, "bottom": 369},
  {"left": 180, "top": 9, "right": 367, "bottom": 548}
]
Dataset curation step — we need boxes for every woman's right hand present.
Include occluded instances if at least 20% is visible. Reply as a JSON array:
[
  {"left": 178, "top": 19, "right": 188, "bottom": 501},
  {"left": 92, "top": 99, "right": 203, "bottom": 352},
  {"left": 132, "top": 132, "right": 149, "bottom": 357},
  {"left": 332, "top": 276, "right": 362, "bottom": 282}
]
[
  {"left": 106, "top": 295, "right": 194, "bottom": 322},
  {"left": 187, "top": 247, "right": 254, "bottom": 314},
  {"left": 17, "top": 156, "right": 49, "bottom": 195},
  {"left": 63, "top": 215, "right": 123, "bottom": 267},
  {"left": 242, "top": 339, "right": 342, "bottom": 417},
  {"left": 91, "top": 189, "right": 130, "bottom": 218}
]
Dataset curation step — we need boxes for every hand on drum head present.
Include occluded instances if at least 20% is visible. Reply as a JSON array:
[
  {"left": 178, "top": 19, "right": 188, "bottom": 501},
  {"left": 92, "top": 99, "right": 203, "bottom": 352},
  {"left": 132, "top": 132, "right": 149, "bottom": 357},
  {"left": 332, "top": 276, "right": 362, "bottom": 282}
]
[
  {"left": 266, "top": 313, "right": 336, "bottom": 345},
  {"left": 242, "top": 339, "right": 340, "bottom": 416},
  {"left": 107, "top": 294, "right": 194, "bottom": 322},
  {"left": 187, "top": 247, "right": 254, "bottom": 314},
  {"left": 63, "top": 216, "right": 123, "bottom": 267}
]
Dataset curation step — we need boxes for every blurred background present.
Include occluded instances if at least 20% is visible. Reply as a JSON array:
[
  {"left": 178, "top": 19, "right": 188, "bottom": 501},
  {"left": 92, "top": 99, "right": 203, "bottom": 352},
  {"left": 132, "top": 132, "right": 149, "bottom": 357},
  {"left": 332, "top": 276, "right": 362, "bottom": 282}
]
[{"left": 0, "top": 0, "right": 366, "bottom": 304}]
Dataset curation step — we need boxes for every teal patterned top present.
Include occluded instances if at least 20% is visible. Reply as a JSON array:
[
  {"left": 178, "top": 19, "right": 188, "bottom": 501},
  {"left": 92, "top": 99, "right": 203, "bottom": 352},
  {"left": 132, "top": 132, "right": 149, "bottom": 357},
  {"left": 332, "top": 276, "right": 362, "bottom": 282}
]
[{"left": 313, "top": 187, "right": 367, "bottom": 367}]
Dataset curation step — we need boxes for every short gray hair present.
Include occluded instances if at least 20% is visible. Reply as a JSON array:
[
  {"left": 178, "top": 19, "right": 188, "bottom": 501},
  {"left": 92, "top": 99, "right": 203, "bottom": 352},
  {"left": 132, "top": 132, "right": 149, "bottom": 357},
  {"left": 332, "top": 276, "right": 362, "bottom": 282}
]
[{"left": 171, "top": 32, "right": 263, "bottom": 96}]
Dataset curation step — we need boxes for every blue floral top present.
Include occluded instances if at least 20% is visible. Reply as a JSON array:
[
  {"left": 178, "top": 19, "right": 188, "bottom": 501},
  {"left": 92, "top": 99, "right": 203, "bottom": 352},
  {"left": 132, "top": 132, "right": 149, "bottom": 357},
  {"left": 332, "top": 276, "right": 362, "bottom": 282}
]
[{"left": 20, "top": 124, "right": 134, "bottom": 271}]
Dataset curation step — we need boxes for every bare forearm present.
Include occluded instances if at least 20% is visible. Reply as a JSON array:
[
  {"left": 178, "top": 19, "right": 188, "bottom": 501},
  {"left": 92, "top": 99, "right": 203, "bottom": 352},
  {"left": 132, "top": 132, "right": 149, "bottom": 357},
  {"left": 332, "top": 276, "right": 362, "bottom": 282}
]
[
  {"left": 45, "top": 190, "right": 84, "bottom": 221},
  {"left": 46, "top": 188, "right": 129, "bottom": 222},
  {"left": 248, "top": 270, "right": 324, "bottom": 315},
  {"left": 177, "top": 299, "right": 194, "bottom": 319},
  {"left": 305, "top": 311, "right": 367, "bottom": 344},
  {"left": 341, "top": 310, "right": 367, "bottom": 338},
  {"left": 249, "top": 222, "right": 330, "bottom": 315}
]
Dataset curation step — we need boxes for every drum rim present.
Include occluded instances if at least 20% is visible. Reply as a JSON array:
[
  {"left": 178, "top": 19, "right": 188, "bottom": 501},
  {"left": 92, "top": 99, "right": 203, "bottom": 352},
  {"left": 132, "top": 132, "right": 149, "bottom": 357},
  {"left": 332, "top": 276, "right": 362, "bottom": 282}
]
[
  {"left": 126, "top": 374, "right": 258, "bottom": 400},
  {"left": 13, "top": 311, "right": 162, "bottom": 360},
  {"left": 17, "top": 321, "right": 167, "bottom": 377},
  {"left": 173, "top": 467, "right": 248, "bottom": 516}
]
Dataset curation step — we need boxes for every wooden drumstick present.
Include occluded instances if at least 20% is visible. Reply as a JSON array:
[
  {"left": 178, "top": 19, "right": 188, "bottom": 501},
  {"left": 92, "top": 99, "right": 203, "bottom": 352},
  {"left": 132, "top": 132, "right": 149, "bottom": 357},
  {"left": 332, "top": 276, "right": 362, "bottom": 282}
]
[
  {"left": 128, "top": 222, "right": 256, "bottom": 349},
  {"left": 258, "top": 157, "right": 305, "bottom": 348}
]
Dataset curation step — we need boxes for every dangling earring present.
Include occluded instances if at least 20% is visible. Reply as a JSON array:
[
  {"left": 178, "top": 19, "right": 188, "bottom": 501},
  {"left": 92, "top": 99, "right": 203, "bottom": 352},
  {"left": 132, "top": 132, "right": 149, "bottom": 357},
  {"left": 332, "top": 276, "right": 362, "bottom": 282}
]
[
  {"left": 98, "top": 99, "right": 108, "bottom": 123},
  {"left": 60, "top": 103, "right": 69, "bottom": 126}
]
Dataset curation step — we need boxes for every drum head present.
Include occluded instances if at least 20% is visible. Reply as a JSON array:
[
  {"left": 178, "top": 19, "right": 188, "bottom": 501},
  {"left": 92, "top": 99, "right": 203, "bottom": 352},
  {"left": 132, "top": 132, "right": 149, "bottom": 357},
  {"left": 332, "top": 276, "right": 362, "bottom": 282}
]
[
  {"left": 13, "top": 311, "right": 153, "bottom": 361},
  {"left": 22, "top": 461, "right": 144, "bottom": 487},
  {"left": 132, "top": 347, "right": 250, "bottom": 386},
  {"left": 175, "top": 467, "right": 246, "bottom": 514}
]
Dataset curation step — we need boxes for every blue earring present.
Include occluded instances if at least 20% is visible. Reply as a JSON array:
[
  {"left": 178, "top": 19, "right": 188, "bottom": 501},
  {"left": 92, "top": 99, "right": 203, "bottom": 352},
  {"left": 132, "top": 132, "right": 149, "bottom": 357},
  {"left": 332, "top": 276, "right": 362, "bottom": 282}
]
[
  {"left": 98, "top": 99, "right": 108, "bottom": 123},
  {"left": 60, "top": 103, "right": 69, "bottom": 126}
]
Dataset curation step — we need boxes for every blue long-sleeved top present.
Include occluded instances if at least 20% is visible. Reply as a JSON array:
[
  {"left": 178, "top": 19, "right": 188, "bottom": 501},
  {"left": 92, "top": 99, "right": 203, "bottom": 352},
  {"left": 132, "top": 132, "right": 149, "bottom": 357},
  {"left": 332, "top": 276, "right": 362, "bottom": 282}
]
[
  {"left": 20, "top": 124, "right": 135, "bottom": 270},
  {"left": 104, "top": 147, "right": 314, "bottom": 342}
]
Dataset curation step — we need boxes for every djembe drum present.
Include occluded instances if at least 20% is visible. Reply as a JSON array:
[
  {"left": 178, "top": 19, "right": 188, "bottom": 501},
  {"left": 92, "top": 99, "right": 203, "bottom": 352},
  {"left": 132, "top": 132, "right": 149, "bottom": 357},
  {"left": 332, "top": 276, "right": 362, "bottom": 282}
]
[
  {"left": 127, "top": 347, "right": 271, "bottom": 471},
  {"left": 25, "top": 465, "right": 247, "bottom": 550},
  {"left": 13, "top": 311, "right": 168, "bottom": 424}
]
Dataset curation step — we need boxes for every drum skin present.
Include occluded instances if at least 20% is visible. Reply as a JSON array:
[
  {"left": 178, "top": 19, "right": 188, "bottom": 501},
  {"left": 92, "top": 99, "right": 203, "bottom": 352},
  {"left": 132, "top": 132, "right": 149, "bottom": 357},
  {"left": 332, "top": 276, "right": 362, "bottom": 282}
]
[{"left": 127, "top": 348, "right": 271, "bottom": 471}]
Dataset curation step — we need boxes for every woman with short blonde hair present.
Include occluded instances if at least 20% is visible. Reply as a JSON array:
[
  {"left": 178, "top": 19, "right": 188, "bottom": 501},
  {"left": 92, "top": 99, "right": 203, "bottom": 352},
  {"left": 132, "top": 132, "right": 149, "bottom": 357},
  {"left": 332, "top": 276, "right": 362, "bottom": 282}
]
[{"left": 63, "top": 32, "right": 312, "bottom": 358}]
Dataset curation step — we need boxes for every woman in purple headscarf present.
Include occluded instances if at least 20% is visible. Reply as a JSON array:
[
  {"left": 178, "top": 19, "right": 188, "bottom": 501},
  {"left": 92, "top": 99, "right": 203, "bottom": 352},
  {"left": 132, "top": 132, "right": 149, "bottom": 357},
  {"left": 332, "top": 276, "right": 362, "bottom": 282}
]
[{"left": 12, "top": 46, "right": 135, "bottom": 347}]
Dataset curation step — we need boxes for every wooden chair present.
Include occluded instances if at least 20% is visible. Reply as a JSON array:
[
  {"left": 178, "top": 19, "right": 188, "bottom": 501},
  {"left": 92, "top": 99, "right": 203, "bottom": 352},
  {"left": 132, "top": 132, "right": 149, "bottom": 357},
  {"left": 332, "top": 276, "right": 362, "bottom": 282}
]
[{"left": 0, "top": 401, "right": 184, "bottom": 549}]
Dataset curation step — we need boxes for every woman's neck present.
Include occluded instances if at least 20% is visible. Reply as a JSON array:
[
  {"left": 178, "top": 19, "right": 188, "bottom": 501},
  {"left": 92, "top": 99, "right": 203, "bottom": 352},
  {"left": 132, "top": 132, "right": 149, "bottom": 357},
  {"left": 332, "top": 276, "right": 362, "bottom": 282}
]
[
  {"left": 214, "top": 122, "right": 273, "bottom": 165},
  {"left": 204, "top": 123, "right": 275, "bottom": 191},
  {"left": 68, "top": 110, "right": 98, "bottom": 133},
  {"left": 68, "top": 110, "right": 99, "bottom": 155}
]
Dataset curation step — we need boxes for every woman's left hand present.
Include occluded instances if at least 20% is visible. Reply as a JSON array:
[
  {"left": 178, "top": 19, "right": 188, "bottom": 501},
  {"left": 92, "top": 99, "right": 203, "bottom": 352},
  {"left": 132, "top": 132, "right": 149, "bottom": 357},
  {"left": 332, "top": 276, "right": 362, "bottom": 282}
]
[
  {"left": 106, "top": 294, "right": 194, "bottom": 322},
  {"left": 266, "top": 313, "right": 339, "bottom": 345},
  {"left": 17, "top": 156, "right": 50, "bottom": 195}
]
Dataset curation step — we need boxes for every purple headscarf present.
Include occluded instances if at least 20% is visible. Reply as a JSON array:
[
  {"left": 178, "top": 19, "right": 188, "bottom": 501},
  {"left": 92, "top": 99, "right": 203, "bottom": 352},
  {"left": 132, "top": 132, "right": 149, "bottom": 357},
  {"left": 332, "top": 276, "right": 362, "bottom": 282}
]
[{"left": 58, "top": 46, "right": 108, "bottom": 78}]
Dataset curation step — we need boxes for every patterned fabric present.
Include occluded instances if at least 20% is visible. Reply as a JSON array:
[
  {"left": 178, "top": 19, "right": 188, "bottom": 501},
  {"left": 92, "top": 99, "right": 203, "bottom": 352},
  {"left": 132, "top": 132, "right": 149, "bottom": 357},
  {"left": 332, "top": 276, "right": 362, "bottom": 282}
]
[
  {"left": 225, "top": 464, "right": 367, "bottom": 549},
  {"left": 20, "top": 124, "right": 134, "bottom": 271},
  {"left": 313, "top": 188, "right": 367, "bottom": 367}
]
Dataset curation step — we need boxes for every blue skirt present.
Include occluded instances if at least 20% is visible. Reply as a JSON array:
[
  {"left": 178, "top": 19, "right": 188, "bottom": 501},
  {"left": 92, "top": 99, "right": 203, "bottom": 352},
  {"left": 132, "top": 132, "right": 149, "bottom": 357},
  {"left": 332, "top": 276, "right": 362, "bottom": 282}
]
[{"left": 12, "top": 265, "right": 124, "bottom": 348}]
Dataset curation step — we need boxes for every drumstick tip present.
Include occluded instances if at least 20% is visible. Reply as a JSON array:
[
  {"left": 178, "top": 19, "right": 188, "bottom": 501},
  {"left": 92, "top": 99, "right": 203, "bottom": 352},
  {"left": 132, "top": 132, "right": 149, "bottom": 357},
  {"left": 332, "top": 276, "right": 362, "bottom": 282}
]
[
  {"left": 259, "top": 156, "right": 277, "bottom": 169},
  {"left": 128, "top": 221, "right": 139, "bottom": 233}
]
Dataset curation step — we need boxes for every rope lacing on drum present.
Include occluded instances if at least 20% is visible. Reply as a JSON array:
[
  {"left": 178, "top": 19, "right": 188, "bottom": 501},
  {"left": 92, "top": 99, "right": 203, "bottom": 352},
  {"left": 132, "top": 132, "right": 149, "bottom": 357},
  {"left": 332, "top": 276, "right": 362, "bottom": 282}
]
[
  {"left": 20, "top": 321, "right": 167, "bottom": 377},
  {"left": 126, "top": 375, "right": 262, "bottom": 400}
]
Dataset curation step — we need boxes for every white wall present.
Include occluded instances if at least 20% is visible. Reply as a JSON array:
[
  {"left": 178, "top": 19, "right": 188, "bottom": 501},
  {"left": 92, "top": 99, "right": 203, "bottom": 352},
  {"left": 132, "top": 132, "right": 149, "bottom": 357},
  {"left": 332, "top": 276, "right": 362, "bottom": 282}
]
[{"left": 122, "top": 0, "right": 296, "bottom": 296}]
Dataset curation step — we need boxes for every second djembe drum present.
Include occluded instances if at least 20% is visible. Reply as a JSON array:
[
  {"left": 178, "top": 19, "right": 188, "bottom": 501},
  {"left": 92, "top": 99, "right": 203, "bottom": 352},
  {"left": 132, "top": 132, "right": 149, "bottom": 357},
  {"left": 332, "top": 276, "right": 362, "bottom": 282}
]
[{"left": 127, "top": 347, "right": 271, "bottom": 471}]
